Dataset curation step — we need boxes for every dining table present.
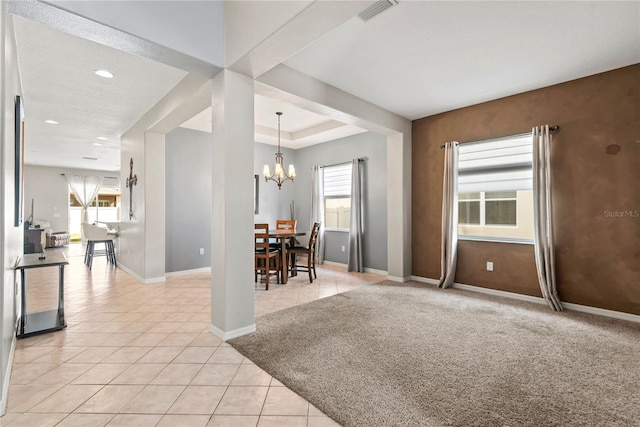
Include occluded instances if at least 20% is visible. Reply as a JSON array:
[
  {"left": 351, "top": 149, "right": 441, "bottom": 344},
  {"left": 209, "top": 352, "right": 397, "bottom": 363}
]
[{"left": 268, "top": 229, "right": 306, "bottom": 284}]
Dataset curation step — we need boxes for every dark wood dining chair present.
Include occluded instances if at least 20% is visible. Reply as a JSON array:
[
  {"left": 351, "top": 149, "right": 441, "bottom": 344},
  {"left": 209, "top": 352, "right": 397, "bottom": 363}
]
[
  {"left": 270, "top": 219, "right": 298, "bottom": 249},
  {"left": 255, "top": 223, "right": 280, "bottom": 290},
  {"left": 288, "top": 222, "right": 320, "bottom": 283}
]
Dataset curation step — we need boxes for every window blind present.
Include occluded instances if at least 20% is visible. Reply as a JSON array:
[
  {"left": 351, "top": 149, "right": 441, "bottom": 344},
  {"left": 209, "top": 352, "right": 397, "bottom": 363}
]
[
  {"left": 323, "top": 163, "right": 352, "bottom": 197},
  {"left": 458, "top": 134, "right": 533, "bottom": 193}
]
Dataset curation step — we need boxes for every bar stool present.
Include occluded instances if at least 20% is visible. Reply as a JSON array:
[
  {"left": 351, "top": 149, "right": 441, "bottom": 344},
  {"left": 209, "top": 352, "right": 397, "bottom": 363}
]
[{"left": 82, "top": 223, "right": 117, "bottom": 269}]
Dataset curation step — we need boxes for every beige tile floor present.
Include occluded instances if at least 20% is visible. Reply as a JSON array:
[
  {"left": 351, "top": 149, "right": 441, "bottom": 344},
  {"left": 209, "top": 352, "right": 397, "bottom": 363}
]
[{"left": 2, "top": 244, "right": 384, "bottom": 426}]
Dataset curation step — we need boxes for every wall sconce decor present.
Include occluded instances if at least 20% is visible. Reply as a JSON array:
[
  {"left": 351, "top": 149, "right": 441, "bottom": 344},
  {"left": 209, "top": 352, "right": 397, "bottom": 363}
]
[{"left": 125, "top": 158, "right": 138, "bottom": 220}]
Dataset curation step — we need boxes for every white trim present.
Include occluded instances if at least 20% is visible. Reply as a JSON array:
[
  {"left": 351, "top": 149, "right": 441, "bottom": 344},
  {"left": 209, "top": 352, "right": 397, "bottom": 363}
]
[
  {"left": 118, "top": 264, "right": 166, "bottom": 285},
  {"left": 1, "top": 336, "right": 16, "bottom": 415},
  {"left": 210, "top": 323, "right": 256, "bottom": 341},
  {"left": 410, "top": 276, "right": 439, "bottom": 286},
  {"left": 322, "top": 261, "right": 386, "bottom": 276},
  {"left": 324, "top": 228, "right": 349, "bottom": 233},
  {"left": 453, "top": 282, "right": 545, "bottom": 305},
  {"left": 322, "top": 260, "right": 346, "bottom": 269},
  {"left": 411, "top": 276, "right": 640, "bottom": 323},
  {"left": 458, "top": 236, "right": 534, "bottom": 245},
  {"left": 561, "top": 302, "right": 640, "bottom": 324},
  {"left": 166, "top": 267, "right": 211, "bottom": 277},
  {"left": 387, "top": 275, "right": 410, "bottom": 282},
  {"left": 143, "top": 276, "right": 167, "bottom": 285}
]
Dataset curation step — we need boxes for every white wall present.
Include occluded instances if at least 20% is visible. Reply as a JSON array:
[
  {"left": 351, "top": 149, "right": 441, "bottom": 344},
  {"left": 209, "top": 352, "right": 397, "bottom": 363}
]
[
  {"left": 293, "top": 131, "right": 388, "bottom": 270},
  {"left": 165, "top": 127, "right": 212, "bottom": 273},
  {"left": 23, "top": 166, "right": 68, "bottom": 231},
  {"left": 254, "top": 142, "right": 296, "bottom": 227},
  {"left": 119, "top": 117, "right": 150, "bottom": 281},
  {"left": 0, "top": 9, "right": 24, "bottom": 415},
  {"left": 119, "top": 74, "right": 211, "bottom": 283},
  {"left": 23, "top": 165, "right": 120, "bottom": 233},
  {"left": 144, "top": 132, "right": 166, "bottom": 280}
]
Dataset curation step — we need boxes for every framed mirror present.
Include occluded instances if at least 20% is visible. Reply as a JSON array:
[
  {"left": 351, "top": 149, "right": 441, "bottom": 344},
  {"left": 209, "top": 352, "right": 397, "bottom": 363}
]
[{"left": 254, "top": 174, "right": 259, "bottom": 214}]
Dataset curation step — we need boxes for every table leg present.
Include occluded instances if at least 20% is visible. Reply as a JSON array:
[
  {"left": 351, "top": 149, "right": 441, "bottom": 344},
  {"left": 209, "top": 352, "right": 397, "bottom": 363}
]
[
  {"left": 280, "top": 238, "right": 288, "bottom": 284},
  {"left": 20, "top": 269, "right": 26, "bottom": 336},
  {"left": 289, "top": 237, "right": 297, "bottom": 277},
  {"left": 58, "top": 265, "right": 65, "bottom": 326}
]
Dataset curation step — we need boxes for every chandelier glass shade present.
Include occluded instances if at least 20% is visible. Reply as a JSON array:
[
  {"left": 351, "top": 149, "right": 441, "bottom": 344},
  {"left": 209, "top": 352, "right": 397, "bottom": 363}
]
[{"left": 263, "top": 112, "right": 295, "bottom": 189}]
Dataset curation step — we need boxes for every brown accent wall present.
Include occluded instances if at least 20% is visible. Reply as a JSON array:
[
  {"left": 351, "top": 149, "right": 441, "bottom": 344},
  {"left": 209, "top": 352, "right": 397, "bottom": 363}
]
[{"left": 412, "top": 64, "right": 640, "bottom": 314}]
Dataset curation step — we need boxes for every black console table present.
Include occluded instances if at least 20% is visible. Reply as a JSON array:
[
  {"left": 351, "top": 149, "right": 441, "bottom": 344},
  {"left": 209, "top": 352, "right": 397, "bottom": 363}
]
[{"left": 15, "top": 252, "right": 68, "bottom": 338}]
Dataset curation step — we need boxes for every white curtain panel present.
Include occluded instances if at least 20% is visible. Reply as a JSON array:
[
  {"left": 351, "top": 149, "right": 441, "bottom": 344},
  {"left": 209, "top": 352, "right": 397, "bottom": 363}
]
[
  {"left": 532, "top": 125, "right": 563, "bottom": 311},
  {"left": 438, "top": 142, "right": 459, "bottom": 289},
  {"left": 310, "top": 165, "right": 325, "bottom": 264},
  {"left": 67, "top": 174, "right": 102, "bottom": 224},
  {"left": 348, "top": 158, "right": 364, "bottom": 272}
]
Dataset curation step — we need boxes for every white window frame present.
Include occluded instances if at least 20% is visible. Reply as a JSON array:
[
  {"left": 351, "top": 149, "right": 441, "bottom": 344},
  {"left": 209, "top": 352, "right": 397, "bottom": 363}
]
[
  {"left": 323, "top": 163, "right": 352, "bottom": 232},
  {"left": 457, "top": 134, "right": 533, "bottom": 244}
]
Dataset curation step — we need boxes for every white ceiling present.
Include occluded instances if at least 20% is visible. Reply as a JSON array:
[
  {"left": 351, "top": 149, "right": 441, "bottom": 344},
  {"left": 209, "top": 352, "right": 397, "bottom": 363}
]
[
  {"left": 13, "top": 15, "right": 188, "bottom": 172},
  {"left": 180, "top": 94, "right": 368, "bottom": 149},
  {"left": 285, "top": 1, "right": 640, "bottom": 120},
  {"left": 13, "top": 1, "right": 640, "bottom": 171}
]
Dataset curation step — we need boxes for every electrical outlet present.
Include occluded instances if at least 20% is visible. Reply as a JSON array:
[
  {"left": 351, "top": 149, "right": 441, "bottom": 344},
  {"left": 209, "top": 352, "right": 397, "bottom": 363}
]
[
  {"left": 341, "top": 245, "right": 346, "bottom": 252},
  {"left": 486, "top": 261, "right": 493, "bottom": 272},
  {"left": 199, "top": 248, "right": 204, "bottom": 255}
]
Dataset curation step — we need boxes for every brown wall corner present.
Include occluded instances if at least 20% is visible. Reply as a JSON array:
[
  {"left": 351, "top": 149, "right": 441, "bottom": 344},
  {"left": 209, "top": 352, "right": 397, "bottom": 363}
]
[{"left": 412, "top": 64, "right": 640, "bottom": 315}]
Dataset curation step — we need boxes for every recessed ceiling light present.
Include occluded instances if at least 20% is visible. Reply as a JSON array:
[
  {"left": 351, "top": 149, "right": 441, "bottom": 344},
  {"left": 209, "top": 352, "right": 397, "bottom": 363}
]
[
  {"left": 44, "top": 120, "right": 58, "bottom": 124},
  {"left": 94, "top": 69, "right": 114, "bottom": 79},
  {"left": 93, "top": 142, "right": 103, "bottom": 146},
  {"left": 96, "top": 136, "right": 108, "bottom": 141}
]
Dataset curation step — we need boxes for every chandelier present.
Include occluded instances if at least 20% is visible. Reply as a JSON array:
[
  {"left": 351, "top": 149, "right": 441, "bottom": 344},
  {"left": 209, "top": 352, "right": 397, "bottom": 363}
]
[{"left": 263, "top": 112, "right": 295, "bottom": 190}]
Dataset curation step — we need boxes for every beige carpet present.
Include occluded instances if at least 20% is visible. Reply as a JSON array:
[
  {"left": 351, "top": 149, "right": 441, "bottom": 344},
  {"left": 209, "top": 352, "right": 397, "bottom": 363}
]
[{"left": 229, "top": 281, "right": 640, "bottom": 426}]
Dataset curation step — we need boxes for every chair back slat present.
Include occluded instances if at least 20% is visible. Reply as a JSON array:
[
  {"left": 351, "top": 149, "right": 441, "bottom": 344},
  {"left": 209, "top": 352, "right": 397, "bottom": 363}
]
[
  {"left": 276, "top": 219, "right": 297, "bottom": 231},
  {"left": 308, "top": 222, "right": 320, "bottom": 248},
  {"left": 255, "top": 223, "right": 270, "bottom": 250},
  {"left": 255, "top": 223, "right": 279, "bottom": 289}
]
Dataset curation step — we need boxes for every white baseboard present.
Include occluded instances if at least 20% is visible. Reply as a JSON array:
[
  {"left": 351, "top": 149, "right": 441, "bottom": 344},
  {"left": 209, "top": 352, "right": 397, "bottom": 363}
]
[
  {"left": 410, "top": 275, "right": 640, "bottom": 323},
  {"left": 322, "top": 261, "right": 387, "bottom": 276},
  {"left": 322, "top": 260, "right": 346, "bottom": 269},
  {"left": 411, "top": 276, "right": 439, "bottom": 286},
  {"left": 142, "top": 276, "right": 166, "bottom": 284},
  {"left": 387, "top": 275, "right": 411, "bottom": 283},
  {"left": 1, "top": 336, "right": 16, "bottom": 416},
  {"left": 561, "top": 302, "right": 640, "bottom": 323},
  {"left": 210, "top": 323, "right": 256, "bottom": 341},
  {"left": 118, "top": 264, "right": 166, "bottom": 285},
  {"left": 365, "top": 267, "right": 387, "bottom": 276},
  {"left": 452, "top": 282, "right": 546, "bottom": 306},
  {"left": 166, "top": 267, "right": 211, "bottom": 277}
]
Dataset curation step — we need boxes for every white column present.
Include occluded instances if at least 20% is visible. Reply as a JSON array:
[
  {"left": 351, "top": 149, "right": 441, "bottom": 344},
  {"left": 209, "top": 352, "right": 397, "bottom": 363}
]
[
  {"left": 144, "top": 131, "right": 165, "bottom": 282},
  {"left": 209, "top": 69, "right": 256, "bottom": 340},
  {"left": 387, "top": 131, "right": 412, "bottom": 281}
]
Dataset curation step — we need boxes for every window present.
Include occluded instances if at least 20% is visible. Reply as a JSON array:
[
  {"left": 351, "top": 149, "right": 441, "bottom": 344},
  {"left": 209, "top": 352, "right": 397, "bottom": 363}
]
[
  {"left": 323, "top": 163, "right": 352, "bottom": 230},
  {"left": 458, "top": 134, "right": 534, "bottom": 242},
  {"left": 459, "top": 191, "right": 517, "bottom": 226},
  {"left": 69, "top": 185, "right": 121, "bottom": 240}
]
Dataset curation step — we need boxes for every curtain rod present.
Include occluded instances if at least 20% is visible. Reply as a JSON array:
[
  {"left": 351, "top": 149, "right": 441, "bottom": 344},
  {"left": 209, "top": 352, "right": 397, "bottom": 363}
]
[
  {"left": 320, "top": 157, "right": 367, "bottom": 168},
  {"left": 439, "top": 126, "right": 560, "bottom": 149},
  {"left": 60, "top": 173, "right": 118, "bottom": 179}
]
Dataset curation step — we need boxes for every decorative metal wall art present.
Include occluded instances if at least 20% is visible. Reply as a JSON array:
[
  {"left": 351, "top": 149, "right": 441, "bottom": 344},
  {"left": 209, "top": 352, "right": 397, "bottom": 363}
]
[{"left": 125, "top": 158, "right": 138, "bottom": 220}]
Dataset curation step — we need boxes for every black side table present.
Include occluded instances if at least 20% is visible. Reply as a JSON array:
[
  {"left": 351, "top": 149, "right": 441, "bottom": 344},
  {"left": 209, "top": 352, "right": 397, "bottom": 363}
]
[{"left": 15, "top": 252, "right": 68, "bottom": 338}]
